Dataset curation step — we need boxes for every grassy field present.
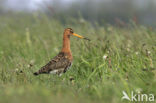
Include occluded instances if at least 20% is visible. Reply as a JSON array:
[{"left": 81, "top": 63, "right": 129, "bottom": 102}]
[{"left": 0, "top": 14, "right": 156, "bottom": 103}]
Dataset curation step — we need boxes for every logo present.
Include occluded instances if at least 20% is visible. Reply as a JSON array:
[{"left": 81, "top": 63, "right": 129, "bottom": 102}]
[{"left": 122, "top": 91, "right": 154, "bottom": 102}]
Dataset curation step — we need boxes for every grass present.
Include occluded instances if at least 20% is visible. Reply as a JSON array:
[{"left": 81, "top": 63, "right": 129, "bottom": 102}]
[{"left": 0, "top": 14, "right": 156, "bottom": 103}]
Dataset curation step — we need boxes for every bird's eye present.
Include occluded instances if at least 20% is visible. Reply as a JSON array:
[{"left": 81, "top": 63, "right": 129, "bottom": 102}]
[{"left": 70, "top": 30, "right": 73, "bottom": 33}]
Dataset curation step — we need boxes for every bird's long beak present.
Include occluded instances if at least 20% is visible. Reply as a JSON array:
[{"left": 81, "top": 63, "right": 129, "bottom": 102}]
[{"left": 72, "top": 33, "right": 90, "bottom": 41}]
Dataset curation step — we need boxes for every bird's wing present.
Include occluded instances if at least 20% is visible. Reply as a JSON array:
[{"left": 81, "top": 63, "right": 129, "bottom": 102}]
[{"left": 34, "top": 52, "right": 71, "bottom": 75}]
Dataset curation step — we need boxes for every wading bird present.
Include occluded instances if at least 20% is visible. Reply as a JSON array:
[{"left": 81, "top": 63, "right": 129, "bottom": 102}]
[{"left": 34, "top": 28, "right": 90, "bottom": 76}]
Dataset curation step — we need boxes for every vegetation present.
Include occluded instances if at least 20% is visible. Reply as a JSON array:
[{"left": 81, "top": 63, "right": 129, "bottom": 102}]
[{"left": 0, "top": 14, "right": 156, "bottom": 103}]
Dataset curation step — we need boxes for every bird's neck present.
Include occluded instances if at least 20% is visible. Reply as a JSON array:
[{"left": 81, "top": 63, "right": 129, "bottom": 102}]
[{"left": 61, "top": 35, "right": 71, "bottom": 53}]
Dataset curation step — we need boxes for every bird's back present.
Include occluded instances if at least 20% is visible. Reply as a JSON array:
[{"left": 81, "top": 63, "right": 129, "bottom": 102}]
[{"left": 34, "top": 52, "right": 72, "bottom": 75}]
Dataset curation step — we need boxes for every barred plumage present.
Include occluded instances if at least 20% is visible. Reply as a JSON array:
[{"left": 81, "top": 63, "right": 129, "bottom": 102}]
[{"left": 34, "top": 52, "right": 72, "bottom": 75}]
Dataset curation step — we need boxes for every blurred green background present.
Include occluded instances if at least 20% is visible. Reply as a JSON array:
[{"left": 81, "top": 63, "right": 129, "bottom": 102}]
[
  {"left": 1, "top": 0, "right": 156, "bottom": 26},
  {"left": 0, "top": 0, "right": 156, "bottom": 103}
]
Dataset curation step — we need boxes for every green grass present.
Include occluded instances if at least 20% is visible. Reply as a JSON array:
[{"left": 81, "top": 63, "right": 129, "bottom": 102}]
[{"left": 0, "top": 14, "right": 156, "bottom": 103}]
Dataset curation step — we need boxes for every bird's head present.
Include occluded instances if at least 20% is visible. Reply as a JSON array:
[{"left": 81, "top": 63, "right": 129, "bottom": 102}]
[{"left": 64, "top": 28, "right": 90, "bottom": 41}]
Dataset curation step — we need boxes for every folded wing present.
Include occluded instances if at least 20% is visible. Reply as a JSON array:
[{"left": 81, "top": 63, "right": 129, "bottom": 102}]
[{"left": 34, "top": 52, "right": 71, "bottom": 75}]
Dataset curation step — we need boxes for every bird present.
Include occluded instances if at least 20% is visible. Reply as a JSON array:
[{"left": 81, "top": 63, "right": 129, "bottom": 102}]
[{"left": 33, "top": 28, "right": 90, "bottom": 76}]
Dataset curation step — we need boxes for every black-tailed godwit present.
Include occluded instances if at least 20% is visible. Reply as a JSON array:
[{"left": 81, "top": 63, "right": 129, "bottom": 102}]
[{"left": 34, "top": 28, "right": 90, "bottom": 75}]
